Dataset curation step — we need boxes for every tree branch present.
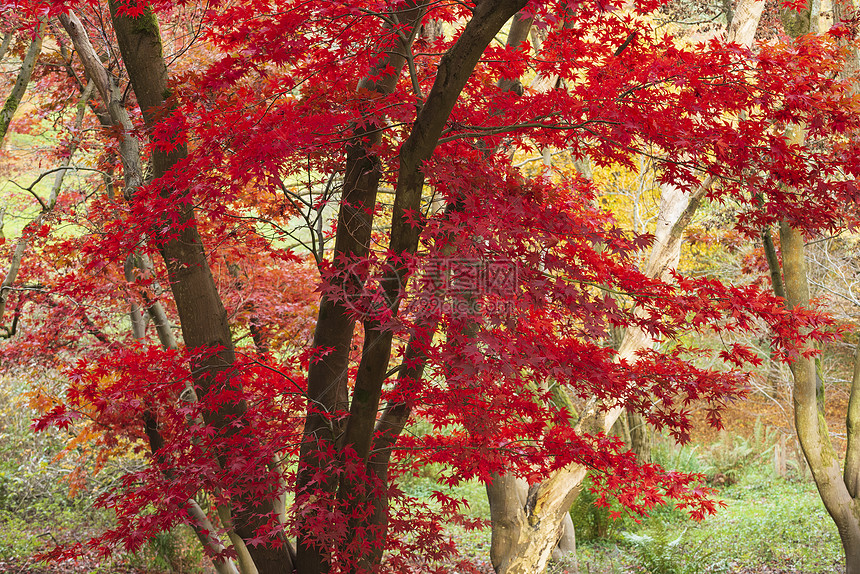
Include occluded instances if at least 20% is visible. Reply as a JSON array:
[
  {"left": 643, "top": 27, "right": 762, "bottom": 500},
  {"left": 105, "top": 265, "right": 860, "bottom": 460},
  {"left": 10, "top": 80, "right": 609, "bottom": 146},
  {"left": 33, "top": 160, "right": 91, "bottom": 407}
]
[{"left": 0, "top": 21, "right": 44, "bottom": 144}]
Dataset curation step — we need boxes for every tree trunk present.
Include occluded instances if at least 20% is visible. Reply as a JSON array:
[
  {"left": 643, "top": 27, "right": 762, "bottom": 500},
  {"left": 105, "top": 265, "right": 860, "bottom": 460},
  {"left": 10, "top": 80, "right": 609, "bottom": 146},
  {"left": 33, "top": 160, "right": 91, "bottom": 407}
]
[
  {"left": 296, "top": 2, "right": 528, "bottom": 572},
  {"left": 106, "top": 5, "right": 293, "bottom": 572},
  {"left": 484, "top": 11, "right": 587, "bottom": 569},
  {"left": 57, "top": 13, "right": 252, "bottom": 574},
  {"left": 0, "top": 32, "right": 13, "bottom": 63},
  {"left": 627, "top": 410, "right": 650, "bottom": 465},
  {"left": 779, "top": 222, "right": 860, "bottom": 573},
  {"left": 726, "top": 0, "right": 765, "bottom": 46},
  {"left": 0, "top": 22, "right": 44, "bottom": 144},
  {"left": 761, "top": 227, "right": 785, "bottom": 395},
  {"left": 774, "top": 4, "right": 860, "bottom": 571},
  {"left": 554, "top": 513, "right": 576, "bottom": 559},
  {"left": 294, "top": 4, "right": 428, "bottom": 573}
]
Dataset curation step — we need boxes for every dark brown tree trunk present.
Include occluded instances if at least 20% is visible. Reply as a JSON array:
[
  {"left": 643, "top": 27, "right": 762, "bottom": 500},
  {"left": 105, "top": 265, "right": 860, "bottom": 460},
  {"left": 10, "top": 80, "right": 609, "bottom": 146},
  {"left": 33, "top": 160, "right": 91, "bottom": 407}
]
[
  {"left": 297, "top": 2, "right": 528, "bottom": 572},
  {"left": 107, "top": 5, "right": 293, "bottom": 572},
  {"left": 294, "top": 5, "right": 428, "bottom": 573}
]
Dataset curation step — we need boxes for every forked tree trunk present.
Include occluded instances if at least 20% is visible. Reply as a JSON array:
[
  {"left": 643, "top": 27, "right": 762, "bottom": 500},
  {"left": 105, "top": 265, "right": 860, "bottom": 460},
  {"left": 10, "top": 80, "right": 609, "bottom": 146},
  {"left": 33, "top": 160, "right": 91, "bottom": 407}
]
[
  {"left": 779, "top": 223, "right": 860, "bottom": 573},
  {"left": 294, "top": 5, "right": 429, "bottom": 573},
  {"left": 297, "top": 3, "right": 528, "bottom": 573},
  {"left": 774, "top": 3, "right": 860, "bottom": 571}
]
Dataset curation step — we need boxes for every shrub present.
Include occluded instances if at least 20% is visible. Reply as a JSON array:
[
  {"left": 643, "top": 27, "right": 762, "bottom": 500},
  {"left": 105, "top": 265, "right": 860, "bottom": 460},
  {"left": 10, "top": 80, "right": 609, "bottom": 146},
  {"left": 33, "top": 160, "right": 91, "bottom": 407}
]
[
  {"left": 623, "top": 527, "right": 728, "bottom": 574},
  {"left": 570, "top": 476, "right": 632, "bottom": 541}
]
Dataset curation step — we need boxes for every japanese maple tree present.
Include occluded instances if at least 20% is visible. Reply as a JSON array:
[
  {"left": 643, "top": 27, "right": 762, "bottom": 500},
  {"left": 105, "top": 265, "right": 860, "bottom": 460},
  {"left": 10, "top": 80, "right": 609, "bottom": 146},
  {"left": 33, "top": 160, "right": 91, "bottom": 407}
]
[{"left": 2, "top": 0, "right": 859, "bottom": 573}]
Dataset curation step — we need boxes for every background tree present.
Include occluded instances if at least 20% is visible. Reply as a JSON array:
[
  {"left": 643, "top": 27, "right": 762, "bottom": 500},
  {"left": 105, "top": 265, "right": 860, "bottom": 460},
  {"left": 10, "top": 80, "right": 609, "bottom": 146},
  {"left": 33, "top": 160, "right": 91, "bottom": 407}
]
[
  {"left": 766, "top": 1, "right": 860, "bottom": 569},
  {"left": 0, "top": 20, "right": 44, "bottom": 144}
]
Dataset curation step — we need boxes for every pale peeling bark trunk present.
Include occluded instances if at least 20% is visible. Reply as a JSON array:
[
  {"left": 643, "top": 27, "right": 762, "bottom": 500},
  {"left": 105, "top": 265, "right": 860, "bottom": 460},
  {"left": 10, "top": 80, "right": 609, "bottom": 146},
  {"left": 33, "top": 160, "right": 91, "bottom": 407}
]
[
  {"left": 492, "top": 178, "right": 710, "bottom": 574},
  {"left": 491, "top": 465, "right": 589, "bottom": 574},
  {"left": 0, "top": 22, "right": 44, "bottom": 144},
  {"left": 487, "top": 12, "right": 581, "bottom": 569},
  {"left": 489, "top": 472, "right": 576, "bottom": 569},
  {"left": 726, "top": 0, "right": 765, "bottom": 46},
  {"left": 555, "top": 513, "right": 576, "bottom": 557},
  {"left": 488, "top": 474, "right": 530, "bottom": 571}
]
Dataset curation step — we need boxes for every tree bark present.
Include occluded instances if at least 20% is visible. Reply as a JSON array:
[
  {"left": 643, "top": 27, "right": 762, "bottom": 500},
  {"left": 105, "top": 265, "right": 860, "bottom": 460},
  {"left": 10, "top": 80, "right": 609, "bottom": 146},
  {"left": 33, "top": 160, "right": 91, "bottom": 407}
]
[
  {"left": 762, "top": 226, "right": 785, "bottom": 394},
  {"left": 106, "top": 5, "right": 293, "bottom": 572},
  {"left": 0, "top": 22, "right": 44, "bottom": 144},
  {"left": 294, "top": 5, "right": 429, "bottom": 573},
  {"left": 0, "top": 32, "right": 13, "bottom": 63},
  {"left": 627, "top": 410, "right": 650, "bottom": 465},
  {"left": 56, "top": 15, "right": 249, "bottom": 573},
  {"left": 844, "top": 343, "right": 860, "bottom": 497},
  {"left": 481, "top": 1, "right": 763, "bottom": 562},
  {"left": 775, "top": 5, "right": 860, "bottom": 571},
  {"left": 726, "top": 0, "right": 765, "bottom": 46},
  {"left": 297, "top": 2, "right": 528, "bottom": 572},
  {"left": 779, "top": 222, "right": 860, "bottom": 573}
]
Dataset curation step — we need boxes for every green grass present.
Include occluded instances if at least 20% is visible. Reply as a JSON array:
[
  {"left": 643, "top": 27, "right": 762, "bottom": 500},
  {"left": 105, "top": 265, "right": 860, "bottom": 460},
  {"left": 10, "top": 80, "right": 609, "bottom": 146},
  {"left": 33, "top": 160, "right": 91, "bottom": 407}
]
[
  {"left": 682, "top": 469, "right": 842, "bottom": 572},
  {"left": 0, "top": 378, "right": 849, "bottom": 574},
  {"left": 0, "top": 510, "right": 42, "bottom": 561},
  {"left": 398, "top": 437, "right": 845, "bottom": 574}
]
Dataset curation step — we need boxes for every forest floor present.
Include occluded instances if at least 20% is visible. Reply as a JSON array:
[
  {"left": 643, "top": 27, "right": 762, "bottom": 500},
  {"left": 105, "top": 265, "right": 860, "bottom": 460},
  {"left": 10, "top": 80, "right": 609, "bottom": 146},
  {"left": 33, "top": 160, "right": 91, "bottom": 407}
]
[
  {"left": 0, "top": 381, "right": 848, "bottom": 574},
  {"left": 0, "top": 560, "right": 156, "bottom": 574}
]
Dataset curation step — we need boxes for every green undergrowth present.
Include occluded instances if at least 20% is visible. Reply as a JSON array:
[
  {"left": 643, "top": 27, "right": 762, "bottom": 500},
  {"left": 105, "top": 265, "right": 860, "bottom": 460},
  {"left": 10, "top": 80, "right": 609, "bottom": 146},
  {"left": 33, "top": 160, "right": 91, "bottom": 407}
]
[
  {"left": 398, "top": 423, "right": 845, "bottom": 573},
  {"left": 680, "top": 469, "right": 842, "bottom": 572},
  {"left": 0, "top": 378, "right": 207, "bottom": 573},
  {"left": 576, "top": 450, "right": 843, "bottom": 574}
]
